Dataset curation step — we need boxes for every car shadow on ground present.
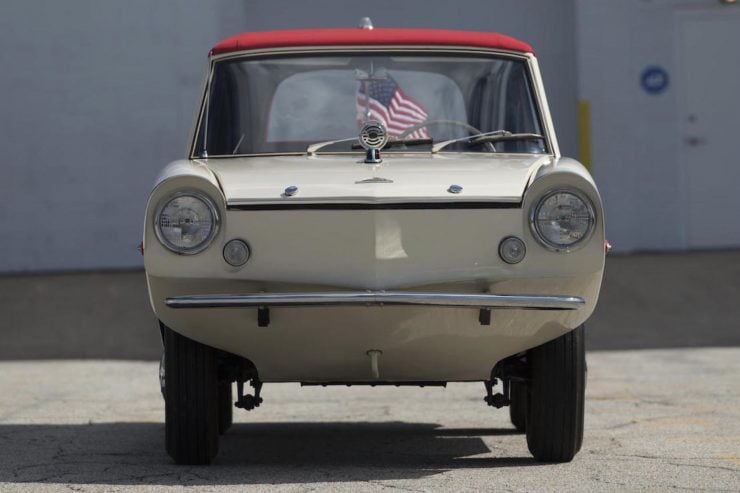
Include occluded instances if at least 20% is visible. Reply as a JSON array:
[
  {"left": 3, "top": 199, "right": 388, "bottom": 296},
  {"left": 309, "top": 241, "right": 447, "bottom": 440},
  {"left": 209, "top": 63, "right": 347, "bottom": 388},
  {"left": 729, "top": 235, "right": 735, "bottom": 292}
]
[{"left": 0, "top": 421, "right": 540, "bottom": 485}]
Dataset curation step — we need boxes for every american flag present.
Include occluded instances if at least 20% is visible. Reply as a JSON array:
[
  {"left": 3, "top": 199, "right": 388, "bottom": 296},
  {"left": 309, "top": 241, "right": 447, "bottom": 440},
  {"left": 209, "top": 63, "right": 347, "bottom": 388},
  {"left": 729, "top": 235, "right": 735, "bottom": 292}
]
[{"left": 356, "top": 75, "right": 430, "bottom": 140}]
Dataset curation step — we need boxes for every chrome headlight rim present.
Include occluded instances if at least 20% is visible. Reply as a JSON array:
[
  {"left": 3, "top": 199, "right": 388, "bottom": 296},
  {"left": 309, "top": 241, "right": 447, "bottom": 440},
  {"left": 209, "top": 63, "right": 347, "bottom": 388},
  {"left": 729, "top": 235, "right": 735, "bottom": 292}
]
[
  {"left": 529, "top": 188, "right": 596, "bottom": 253},
  {"left": 153, "top": 190, "right": 220, "bottom": 255}
]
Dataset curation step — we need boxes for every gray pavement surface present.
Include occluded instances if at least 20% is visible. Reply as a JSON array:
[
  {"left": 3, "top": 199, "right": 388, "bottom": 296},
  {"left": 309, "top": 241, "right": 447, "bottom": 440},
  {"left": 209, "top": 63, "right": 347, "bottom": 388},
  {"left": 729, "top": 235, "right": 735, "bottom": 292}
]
[
  {"left": 1, "top": 348, "right": 739, "bottom": 491},
  {"left": 2, "top": 250, "right": 740, "bottom": 360}
]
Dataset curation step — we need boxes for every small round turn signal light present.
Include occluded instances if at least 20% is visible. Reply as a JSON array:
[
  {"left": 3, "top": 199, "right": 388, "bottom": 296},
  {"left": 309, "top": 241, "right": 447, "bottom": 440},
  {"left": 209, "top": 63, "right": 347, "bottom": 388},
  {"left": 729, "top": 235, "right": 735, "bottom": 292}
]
[
  {"left": 223, "top": 239, "right": 251, "bottom": 267},
  {"left": 499, "top": 236, "right": 526, "bottom": 264}
]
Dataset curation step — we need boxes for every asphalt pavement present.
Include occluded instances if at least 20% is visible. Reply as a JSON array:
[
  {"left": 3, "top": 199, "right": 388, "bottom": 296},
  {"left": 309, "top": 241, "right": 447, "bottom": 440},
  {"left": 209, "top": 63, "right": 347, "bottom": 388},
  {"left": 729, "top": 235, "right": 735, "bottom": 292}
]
[
  {"left": 1, "top": 348, "right": 738, "bottom": 491},
  {"left": 1, "top": 251, "right": 739, "bottom": 491}
]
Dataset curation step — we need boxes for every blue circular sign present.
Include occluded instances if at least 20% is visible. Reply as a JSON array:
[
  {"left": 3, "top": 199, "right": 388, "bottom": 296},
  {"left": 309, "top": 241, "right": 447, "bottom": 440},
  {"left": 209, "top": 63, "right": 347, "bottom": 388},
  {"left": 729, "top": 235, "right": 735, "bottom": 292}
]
[{"left": 641, "top": 66, "right": 669, "bottom": 95}]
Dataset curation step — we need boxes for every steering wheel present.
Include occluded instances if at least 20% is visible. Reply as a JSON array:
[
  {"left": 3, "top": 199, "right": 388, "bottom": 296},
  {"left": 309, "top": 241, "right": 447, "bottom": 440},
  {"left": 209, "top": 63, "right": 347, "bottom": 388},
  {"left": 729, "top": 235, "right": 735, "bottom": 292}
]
[{"left": 398, "top": 119, "right": 484, "bottom": 139}]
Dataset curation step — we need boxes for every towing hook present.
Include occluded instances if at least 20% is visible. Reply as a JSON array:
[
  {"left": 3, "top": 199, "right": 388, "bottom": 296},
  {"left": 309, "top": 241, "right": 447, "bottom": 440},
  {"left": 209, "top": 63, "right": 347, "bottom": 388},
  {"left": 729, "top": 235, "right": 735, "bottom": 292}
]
[
  {"left": 235, "top": 394, "right": 262, "bottom": 410},
  {"left": 235, "top": 378, "right": 263, "bottom": 411},
  {"left": 483, "top": 378, "right": 511, "bottom": 409}
]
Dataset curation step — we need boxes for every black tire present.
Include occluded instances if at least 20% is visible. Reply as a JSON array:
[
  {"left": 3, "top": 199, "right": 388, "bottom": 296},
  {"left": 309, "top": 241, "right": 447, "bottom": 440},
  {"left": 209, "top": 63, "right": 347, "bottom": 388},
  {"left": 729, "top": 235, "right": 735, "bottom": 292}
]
[
  {"left": 509, "top": 381, "right": 527, "bottom": 432},
  {"left": 526, "top": 325, "right": 585, "bottom": 463},
  {"left": 163, "top": 324, "right": 220, "bottom": 465},
  {"left": 218, "top": 382, "right": 233, "bottom": 434}
]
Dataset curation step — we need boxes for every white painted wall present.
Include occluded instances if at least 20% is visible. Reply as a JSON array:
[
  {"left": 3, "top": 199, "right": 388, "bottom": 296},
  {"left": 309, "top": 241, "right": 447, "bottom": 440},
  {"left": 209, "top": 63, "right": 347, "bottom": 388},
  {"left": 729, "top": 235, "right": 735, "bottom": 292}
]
[
  {"left": 576, "top": 0, "right": 740, "bottom": 252},
  {"left": 0, "top": 0, "right": 577, "bottom": 272},
  {"left": 0, "top": 0, "right": 251, "bottom": 272}
]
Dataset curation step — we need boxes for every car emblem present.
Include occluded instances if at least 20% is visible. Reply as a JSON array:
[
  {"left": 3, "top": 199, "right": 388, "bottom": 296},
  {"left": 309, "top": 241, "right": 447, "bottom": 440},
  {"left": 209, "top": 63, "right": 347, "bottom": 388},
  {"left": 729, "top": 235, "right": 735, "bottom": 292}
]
[
  {"left": 282, "top": 185, "right": 299, "bottom": 197},
  {"left": 359, "top": 121, "right": 388, "bottom": 164}
]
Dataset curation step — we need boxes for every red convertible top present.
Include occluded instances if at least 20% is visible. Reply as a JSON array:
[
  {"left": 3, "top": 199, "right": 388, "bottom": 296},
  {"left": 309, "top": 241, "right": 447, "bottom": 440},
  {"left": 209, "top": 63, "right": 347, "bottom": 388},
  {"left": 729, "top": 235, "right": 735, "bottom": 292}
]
[{"left": 210, "top": 28, "right": 534, "bottom": 56}]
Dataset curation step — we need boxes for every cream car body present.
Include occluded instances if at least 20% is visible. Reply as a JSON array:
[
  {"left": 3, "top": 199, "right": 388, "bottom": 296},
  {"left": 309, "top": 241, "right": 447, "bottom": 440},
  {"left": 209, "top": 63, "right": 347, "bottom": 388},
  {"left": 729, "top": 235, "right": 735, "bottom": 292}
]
[
  {"left": 148, "top": 26, "right": 605, "bottom": 466},
  {"left": 144, "top": 30, "right": 604, "bottom": 383},
  {"left": 145, "top": 154, "right": 603, "bottom": 382}
]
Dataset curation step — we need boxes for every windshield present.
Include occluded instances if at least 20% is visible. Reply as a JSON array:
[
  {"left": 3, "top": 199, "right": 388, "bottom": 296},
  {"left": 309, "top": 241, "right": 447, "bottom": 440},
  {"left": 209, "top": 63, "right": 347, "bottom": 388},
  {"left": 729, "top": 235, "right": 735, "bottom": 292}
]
[{"left": 193, "top": 53, "right": 547, "bottom": 157}]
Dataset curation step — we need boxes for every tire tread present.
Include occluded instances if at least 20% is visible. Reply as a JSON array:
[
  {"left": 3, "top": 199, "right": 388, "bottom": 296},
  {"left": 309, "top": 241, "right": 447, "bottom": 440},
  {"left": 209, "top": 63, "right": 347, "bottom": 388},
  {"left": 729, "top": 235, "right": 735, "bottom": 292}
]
[
  {"left": 526, "top": 325, "right": 585, "bottom": 462},
  {"left": 218, "top": 382, "right": 233, "bottom": 434},
  {"left": 164, "top": 324, "right": 219, "bottom": 465},
  {"left": 509, "top": 381, "right": 527, "bottom": 432}
]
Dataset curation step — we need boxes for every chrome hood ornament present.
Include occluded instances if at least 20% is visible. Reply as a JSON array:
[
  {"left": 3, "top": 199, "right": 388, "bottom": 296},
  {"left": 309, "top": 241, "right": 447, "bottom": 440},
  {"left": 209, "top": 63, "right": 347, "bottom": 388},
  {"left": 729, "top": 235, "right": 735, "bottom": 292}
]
[
  {"left": 358, "top": 17, "right": 374, "bottom": 30},
  {"left": 359, "top": 121, "right": 388, "bottom": 164}
]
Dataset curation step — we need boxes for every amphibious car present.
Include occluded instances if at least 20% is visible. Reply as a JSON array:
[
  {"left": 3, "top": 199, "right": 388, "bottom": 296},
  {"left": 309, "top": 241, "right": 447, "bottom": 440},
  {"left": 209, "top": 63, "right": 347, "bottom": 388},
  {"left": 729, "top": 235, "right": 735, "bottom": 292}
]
[{"left": 144, "top": 24, "right": 605, "bottom": 465}]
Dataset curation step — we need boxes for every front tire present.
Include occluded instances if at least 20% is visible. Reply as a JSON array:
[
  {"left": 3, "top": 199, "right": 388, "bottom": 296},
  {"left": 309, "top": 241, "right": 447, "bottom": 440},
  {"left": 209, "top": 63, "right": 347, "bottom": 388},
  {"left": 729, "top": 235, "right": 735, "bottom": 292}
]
[
  {"left": 526, "top": 325, "right": 585, "bottom": 462},
  {"left": 218, "top": 382, "right": 233, "bottom": 434},
  {"left": 509, "top": 381, "right": 527, "bottom": 432},
  {"left": 163, "top": 324, "right": 220, "bottom": 465}
]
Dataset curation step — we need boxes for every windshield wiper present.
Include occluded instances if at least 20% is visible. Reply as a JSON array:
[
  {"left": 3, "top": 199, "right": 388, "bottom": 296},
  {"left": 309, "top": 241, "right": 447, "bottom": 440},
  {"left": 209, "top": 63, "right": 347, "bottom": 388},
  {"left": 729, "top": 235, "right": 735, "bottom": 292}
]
[
  {"left": 470, "top": 132, "right": 545, "bottom": 145},
  {"left": 307, "top": 137, "right": 359, "bottom": 156},
  {"left": 308, "top": 137, "right": 433, "bottom": 155},
  {"left": 431, "top": 130, "right": 545, "bottom": 153}
]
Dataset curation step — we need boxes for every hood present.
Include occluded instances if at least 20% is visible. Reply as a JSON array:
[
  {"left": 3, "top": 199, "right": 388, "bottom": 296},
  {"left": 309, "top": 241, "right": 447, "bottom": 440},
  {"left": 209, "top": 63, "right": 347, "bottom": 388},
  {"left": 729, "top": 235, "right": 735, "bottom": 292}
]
[{"left": 204, "top": 153, "right": 551, "bottom": 206}]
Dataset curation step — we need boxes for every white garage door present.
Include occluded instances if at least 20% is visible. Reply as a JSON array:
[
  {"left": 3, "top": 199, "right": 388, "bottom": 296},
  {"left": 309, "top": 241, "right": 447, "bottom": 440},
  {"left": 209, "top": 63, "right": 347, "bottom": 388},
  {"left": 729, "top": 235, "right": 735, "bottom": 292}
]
[{"left": 677, "top": 11, "right": 740, "bottom": 249}]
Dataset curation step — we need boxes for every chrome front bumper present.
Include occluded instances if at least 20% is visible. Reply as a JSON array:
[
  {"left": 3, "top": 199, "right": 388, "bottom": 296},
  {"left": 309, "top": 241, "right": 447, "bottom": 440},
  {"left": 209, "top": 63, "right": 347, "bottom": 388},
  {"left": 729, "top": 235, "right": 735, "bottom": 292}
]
[{"left": 165, "top": 292, "right": 584, "bottom": 310}]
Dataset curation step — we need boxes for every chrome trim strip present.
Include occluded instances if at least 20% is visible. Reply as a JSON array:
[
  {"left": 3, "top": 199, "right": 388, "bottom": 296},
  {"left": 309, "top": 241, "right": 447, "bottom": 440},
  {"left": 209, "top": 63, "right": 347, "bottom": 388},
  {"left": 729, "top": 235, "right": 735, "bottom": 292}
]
[
  {"left": 226, "top": 201, "right": 521, "bottom": 211},
  {"left": 165, "top": 292, "right": 584, "bottom": 310},
  {"left": 191, "top": 48, "right": 549, "bottom": 159},
  {"left": 209, "top": 47, "right": 532, "bottom": 63}
]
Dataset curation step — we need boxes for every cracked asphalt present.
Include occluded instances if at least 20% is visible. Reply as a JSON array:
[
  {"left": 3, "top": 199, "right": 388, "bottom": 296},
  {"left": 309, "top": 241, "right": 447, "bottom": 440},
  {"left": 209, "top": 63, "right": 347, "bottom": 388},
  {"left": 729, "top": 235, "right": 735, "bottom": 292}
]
[{"left": 1, "top": 348, "right": 738, "bottom": 491}]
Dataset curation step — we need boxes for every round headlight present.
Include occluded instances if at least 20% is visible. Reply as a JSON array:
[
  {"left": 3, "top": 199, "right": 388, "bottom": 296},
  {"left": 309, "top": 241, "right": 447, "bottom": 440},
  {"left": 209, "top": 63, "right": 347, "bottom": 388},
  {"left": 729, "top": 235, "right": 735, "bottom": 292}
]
[
  {"left": 154, "top": 191, "right": 219, "bottom": 254},
  {"left": 530, "top": 189, "right": 595, "bottom": 251}
]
